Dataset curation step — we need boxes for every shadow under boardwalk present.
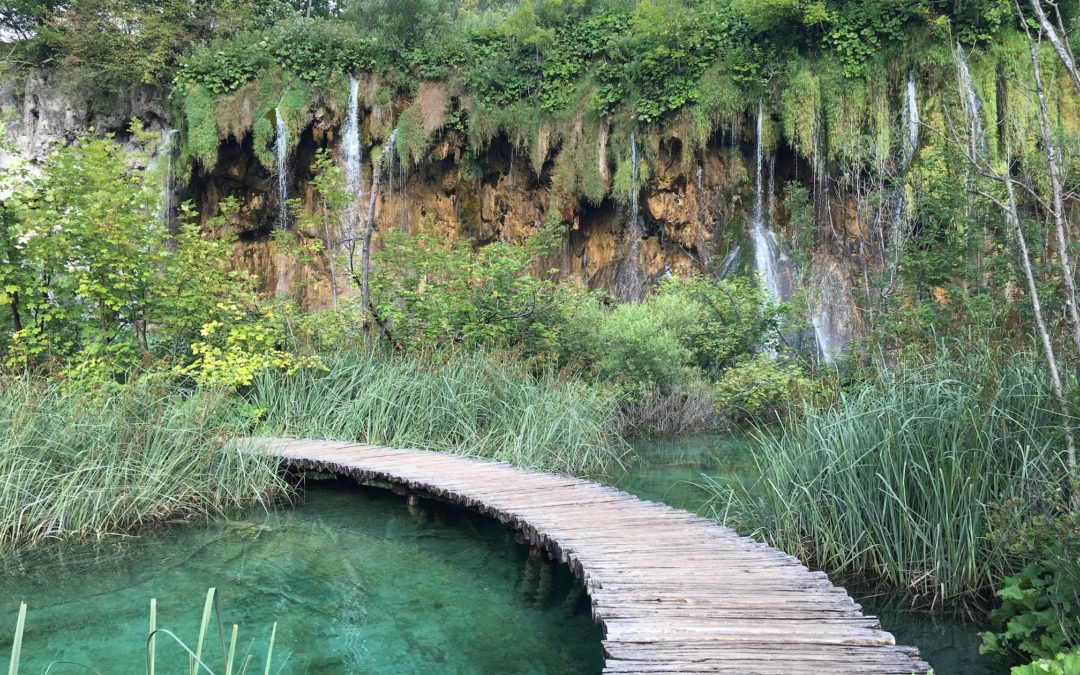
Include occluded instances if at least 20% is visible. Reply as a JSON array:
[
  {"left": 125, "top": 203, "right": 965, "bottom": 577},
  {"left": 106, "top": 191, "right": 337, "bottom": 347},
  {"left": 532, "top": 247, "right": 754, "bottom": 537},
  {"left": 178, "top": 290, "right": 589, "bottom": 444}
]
[{"left": 252, "top": 437, "right": 931, "bottom": 675}]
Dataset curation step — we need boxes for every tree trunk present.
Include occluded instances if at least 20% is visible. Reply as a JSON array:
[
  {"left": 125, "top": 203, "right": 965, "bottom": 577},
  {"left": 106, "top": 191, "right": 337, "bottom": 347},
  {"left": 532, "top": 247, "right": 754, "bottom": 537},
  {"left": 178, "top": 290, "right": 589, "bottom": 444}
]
[
  {"left": 1027, "top": 0, "right": 1080, "bottom": 94},
  {"left": 1002, "top": 155, "right": 1077, "bottom": 476},
  {"left": 357, "top": 132, "right": 397, "bottom": 335},
  {"left": 321, "top": 203, "right": 338, "bottom": 310},
  {"left": 1022, "top": 13, "right": 1080, "bottom": 382}
]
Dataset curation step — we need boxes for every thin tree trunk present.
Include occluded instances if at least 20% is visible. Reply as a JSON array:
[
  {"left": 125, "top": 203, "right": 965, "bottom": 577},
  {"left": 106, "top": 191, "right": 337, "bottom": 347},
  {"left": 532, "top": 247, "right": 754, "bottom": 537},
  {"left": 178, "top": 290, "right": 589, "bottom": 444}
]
[
  {"left": 1028, "top": 0, "right": 1080, "bottom": 94},
  {"left": 1021, "top": 11, "right": 1080, "bottom": 380},
  {"left": 9, "top": 292, "right": 20, "bottom": 332},
  {"left": 321, "top": 203, "right": 338, "bottom": 309},
  {"left": 358, "top": 136, "right": 395, "bottom": 334},
  {"left": 1001, "top": 149, "right": 1077, "bottom": 476}
]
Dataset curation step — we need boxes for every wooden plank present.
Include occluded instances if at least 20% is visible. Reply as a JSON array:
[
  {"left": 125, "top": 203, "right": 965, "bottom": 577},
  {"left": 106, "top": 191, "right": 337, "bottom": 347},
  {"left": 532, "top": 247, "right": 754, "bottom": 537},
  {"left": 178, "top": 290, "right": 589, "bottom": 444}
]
[{"left": 254, "top": 437, "right": 932, "bottom": 674}]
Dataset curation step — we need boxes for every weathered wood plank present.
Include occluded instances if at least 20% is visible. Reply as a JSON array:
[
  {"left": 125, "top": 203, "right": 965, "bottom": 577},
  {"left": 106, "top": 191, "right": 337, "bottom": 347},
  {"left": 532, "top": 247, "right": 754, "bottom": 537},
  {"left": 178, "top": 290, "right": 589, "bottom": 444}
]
[{"left": 253, "top": 437, "right": 931, "bottom": 674}]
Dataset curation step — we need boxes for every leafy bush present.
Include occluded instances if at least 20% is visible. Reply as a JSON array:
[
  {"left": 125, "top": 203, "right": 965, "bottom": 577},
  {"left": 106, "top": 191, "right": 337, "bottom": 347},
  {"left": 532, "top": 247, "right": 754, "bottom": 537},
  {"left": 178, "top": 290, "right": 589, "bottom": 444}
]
[
  {"left": 369, "top": 221, "right": 566, "bottom": 359},
  {"left": 713, "top": 354, "right": 816, "bottom": 421},
  {"left": 0, "top": 133, "right": 314, "bottom": 386},
  {"left": 1011, "top": 649, "right": 1080, "bottom": 675},
  {"left": 981, "top": 506, "right": 1080, "bottom": 662},
  {"left": 588, "top": 293, "right": 698, "bottom": 391},
  {"left": 981, "top": 556, "right": 1080, "bottom": 663}
]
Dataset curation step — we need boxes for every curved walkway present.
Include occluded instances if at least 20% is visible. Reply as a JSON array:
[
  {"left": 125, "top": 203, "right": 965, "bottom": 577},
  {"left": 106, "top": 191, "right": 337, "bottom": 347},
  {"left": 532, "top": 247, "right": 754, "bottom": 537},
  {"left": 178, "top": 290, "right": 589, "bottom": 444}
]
[{"left": 255, "top": 438, "right": 930, "bottom": 674}]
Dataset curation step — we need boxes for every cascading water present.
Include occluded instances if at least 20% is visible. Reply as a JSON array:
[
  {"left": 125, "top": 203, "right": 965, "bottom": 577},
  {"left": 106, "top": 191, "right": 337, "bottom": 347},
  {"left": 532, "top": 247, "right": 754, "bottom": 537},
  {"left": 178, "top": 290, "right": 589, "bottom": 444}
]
[
  {"left": 616, "top": 132, "right": 644, "bottom": 302},
  {"left": 905, "top": 70, "right": 921, "bottom": 167},
  {"left": 717, "top": 244, "right": 741, "bottom": 280},
  {"left": 342, "top": 75, "right": 364, "bottom": 215},
  {"left": 750, "top": 101, "right": 783, "bottom": 303},
  {"left": 275, "top": 108, "right": 289, "bottom": 230},
  {"left": 956, "top": 46, "right": 987, "bottom": 158},
  {"left": 151, "top": 129, "right": 178, "bottom": 227}
]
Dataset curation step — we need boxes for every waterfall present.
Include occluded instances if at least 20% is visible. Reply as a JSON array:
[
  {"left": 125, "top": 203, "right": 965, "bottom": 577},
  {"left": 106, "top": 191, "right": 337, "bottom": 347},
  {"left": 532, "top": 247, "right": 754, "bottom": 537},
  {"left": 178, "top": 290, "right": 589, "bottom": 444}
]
[
  {"left": 342, "top": 75, "right": 364, "bottom": 212},
  {"left": 811, "top": 307, "right": 839, "bottom": 364},
  {"left": 905, "top": 70, "right": 921, "bottom": 167},
  {"left": 956, "top": 46, "right": 987, "bottom": 158},
  {"left": 616, "top": 132, "right": 644, "bottom": 302},
  {"left": 151, "top": 129, "right": 178, "bottom": 227},
  {"left": 717, "top": 244, "right": 741, "bottom": 279},
  {"left": 750, "top": 101, "right": 783, "bottom": 302},
  {"left": 275, "top": 108, "right": 289, "bottom": 230}
]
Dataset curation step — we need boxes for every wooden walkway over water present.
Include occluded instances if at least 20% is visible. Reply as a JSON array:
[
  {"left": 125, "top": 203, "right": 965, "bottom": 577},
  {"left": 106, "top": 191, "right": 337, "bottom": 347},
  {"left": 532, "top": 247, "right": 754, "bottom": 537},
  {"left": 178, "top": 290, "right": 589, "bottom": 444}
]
[{"left": 256, "top": 438, "right": 931, "bottom": 674}]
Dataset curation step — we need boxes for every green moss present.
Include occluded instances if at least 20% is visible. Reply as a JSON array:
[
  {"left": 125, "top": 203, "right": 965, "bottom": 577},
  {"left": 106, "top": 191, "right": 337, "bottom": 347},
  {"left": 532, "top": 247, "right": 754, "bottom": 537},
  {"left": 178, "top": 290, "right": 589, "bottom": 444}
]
[{"left": 183, "top": 84, "right": 219, "bottom": 169}]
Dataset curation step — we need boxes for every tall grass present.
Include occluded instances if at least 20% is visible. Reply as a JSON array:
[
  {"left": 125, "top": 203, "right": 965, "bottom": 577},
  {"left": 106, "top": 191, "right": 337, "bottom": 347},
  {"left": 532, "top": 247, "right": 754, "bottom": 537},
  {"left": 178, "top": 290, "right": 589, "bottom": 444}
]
[
  {"left": 247, "top": 351, "right": 629, "bottom": 475},
  {"left": 707, "top": 347, "right": 1066, "bottom": 607},
  {"left": 0, "top": 378, "right": 288, "bottom": 551}
]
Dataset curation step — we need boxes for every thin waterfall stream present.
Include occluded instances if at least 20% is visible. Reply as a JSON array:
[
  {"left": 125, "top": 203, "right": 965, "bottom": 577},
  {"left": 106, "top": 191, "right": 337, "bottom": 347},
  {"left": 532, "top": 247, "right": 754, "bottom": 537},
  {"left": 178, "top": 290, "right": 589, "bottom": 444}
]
[
  {"left": 151, "top": 129, "right": 178, "bottom": 228},
  {"left": 274, "top": 108, "right": 289, "bottom": 230},
  {"left": 342, "top": 75, "right": 363, "bottom": 208},
  {"left": 750, "top": 101, "right": 783, "bottom": 303},
  {"left": 615, "top": 132, "right": 644, "bottom": 302}
]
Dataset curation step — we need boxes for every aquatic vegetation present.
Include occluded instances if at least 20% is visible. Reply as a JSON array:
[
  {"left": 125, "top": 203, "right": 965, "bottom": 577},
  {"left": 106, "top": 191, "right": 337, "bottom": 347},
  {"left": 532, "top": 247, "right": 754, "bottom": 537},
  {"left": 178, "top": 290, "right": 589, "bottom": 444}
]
[
  {"left": 5, "top": 588, "right": 281, "bottom": 675},
  {"left": 0, "top": 378, "right": 288, "bottom": 551},
  {"left": 708, "top": 347, "right": 1066, "bottom": 606},
  {"left": 247, "top": 351, "right": 628, "bottom": 476}
]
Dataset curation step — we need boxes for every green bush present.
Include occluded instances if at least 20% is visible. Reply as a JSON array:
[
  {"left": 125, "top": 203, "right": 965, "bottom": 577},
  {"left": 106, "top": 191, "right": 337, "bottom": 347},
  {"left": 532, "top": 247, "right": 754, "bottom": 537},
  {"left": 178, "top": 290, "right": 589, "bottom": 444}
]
[
  {"left": 590, "top": 293, "right": 698, "bottom": 391},
  {"left": 369, "top": 222, "right": 567, "bottom": 361},
  {"left": 1011, "top": 649, "right": 1080, "bottom": 675},
  {"left": 713, "top": 354, "right": 816, "bottom": 421},
  {"left": 981, "top": 507, "right": 1080, "bottom": 663}
]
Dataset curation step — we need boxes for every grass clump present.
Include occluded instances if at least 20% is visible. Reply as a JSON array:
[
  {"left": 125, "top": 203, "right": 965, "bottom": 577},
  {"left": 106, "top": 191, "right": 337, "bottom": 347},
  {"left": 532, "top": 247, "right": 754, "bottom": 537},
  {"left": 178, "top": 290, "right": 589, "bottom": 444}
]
[
  {"left": 246, "top": 351, "right": 628, "bottom": 476},
  {"left": 708, "top": 346, "right": 1065, "bottom": 607},
  {"left": 0, "top": 377, "right": 288, "bottom": 552}
]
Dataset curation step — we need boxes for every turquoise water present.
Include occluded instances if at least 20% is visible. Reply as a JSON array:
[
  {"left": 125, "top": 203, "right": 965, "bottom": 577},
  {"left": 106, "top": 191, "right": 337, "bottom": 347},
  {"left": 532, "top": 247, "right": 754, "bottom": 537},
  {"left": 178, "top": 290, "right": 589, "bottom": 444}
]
[
  {"left": 611, "top": 434, "right": 1008, "bottom": 675},
  {"left": 0, "top": 480, "right": 603, "bottom": 674}
]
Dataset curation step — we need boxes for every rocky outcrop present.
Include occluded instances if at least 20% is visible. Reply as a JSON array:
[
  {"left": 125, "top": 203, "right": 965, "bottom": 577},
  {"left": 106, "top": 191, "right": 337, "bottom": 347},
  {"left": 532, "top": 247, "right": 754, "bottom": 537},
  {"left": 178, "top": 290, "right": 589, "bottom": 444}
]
[
  {"left": 0, "top": 69, "right": 170, "bottom": 171},
  {"left": 0, "top": 70, "right": 862, "bottom": 356}
]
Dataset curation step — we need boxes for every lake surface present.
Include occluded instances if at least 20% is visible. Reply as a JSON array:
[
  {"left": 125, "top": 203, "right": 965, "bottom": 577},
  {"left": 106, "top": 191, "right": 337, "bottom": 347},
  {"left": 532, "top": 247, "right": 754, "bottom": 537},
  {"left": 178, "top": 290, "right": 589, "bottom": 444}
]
[
  {"left": 0, "top": 481, "right": 603, "bottom": 674},
  {"left": 611, "top": 433, "right": 1008, "bottom": 675}
]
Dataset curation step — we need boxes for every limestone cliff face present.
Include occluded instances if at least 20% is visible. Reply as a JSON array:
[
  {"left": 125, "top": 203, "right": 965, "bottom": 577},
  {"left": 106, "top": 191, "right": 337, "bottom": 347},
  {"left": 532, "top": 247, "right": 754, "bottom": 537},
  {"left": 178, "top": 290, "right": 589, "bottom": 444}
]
[
  {"left": 0, "top": 70, "right": 170, "bottom": 171},
  {"left": 0, "top": 71, "right": 861, "bottom": 355}
]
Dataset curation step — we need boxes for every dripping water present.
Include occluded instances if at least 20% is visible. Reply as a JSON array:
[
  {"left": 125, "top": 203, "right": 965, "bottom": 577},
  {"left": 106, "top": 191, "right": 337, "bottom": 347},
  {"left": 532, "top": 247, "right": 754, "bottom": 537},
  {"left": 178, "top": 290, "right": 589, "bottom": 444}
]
[
  {"left": 342, "top": 75, "right": 364, "bottom": 216},
  {"left": 811, "top": 308, "right": 839, "bottom": 364},
  {"left": 905, "top": 70, "right": 921, "bottom": 168},
  {"left": 275, "top": 108, "right": 289, "bottom": 230},
  {"left": 750, "top": 101, "right": 783, "bottom": 303},
  {"left": 151, "top": 129, "right": 178, "bottom": 228},
  {"left": 716, "top": 244, "right": 741, "bottom": 279},
  {"left": 363, "top": 129, "right": 399, "bottom": 237},
  {"left": 956, "top": 45, "right": 987, "bottom": 158},
  {"left": 616, "top": 132, "right": 644, "bottom": 302}
]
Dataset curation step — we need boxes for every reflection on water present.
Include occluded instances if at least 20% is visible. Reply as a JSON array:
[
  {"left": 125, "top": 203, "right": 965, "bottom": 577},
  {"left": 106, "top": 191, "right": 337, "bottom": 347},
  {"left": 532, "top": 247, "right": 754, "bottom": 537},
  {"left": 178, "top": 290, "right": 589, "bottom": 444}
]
[
  {"left": 0, "top": 480, "right": 603, "bottom": 674},
  {"left": 611, "top": 434, "right": 1008, "bottom": 675}
]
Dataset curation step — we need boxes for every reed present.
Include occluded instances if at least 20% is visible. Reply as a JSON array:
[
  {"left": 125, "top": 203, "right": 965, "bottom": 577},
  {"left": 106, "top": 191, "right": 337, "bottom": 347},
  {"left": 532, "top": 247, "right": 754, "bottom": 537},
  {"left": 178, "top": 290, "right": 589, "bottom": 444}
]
[
  {"left": 5, "top": 589, "right": 279, "bottom": 674},
  {"left": 707, "top": 347, "right": 1066, "bottom": 607},
  {"left": 0, "top": 377, "right": 288, "bottom": 551},
  {"left": 247, "top": 351, "right": 629, "bottom": 476}
]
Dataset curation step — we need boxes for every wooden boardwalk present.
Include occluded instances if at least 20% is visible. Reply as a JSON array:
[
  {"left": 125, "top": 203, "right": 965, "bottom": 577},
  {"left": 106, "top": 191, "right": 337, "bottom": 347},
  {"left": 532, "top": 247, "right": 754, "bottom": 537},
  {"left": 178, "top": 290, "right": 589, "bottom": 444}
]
[{"left": 256, "top": 438, "right": 931, "bottom": 674}]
